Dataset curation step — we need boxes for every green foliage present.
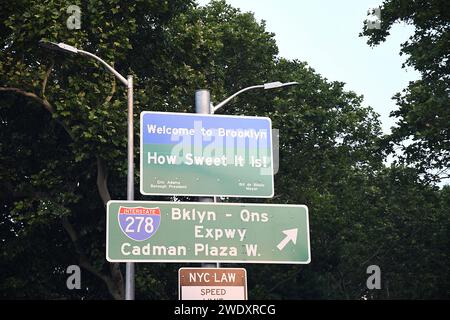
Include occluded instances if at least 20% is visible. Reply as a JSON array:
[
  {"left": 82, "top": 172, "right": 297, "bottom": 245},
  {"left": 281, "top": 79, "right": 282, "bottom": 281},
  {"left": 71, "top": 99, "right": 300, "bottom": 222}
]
[
  {"left": 0, "top": 0, "right": 448, "bottom": 300},
  {"left": 361, "top": 0, "right": 450, "bottom": 182}
]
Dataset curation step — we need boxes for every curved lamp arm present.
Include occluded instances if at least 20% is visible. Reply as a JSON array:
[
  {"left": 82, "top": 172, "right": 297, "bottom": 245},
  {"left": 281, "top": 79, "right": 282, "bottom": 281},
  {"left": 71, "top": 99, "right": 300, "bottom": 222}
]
[
  {"left": 78, "top": 50, "right": 129, "bottom": 86},
  {"left": 212, "top": 85, "right": 264, "bottom": 113},
  {"left": 212, "top": 81, "right": 298, "bottom": 114},
  {"left": 38, "top": 40, "right": 129, "bottom": 87}
]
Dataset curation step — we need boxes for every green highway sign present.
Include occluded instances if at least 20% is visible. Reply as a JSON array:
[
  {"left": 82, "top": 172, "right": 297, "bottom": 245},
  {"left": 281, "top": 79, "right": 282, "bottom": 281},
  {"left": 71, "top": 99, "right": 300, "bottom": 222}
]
[
  {"left": 140, "top": 112, "right": 274, "bottom": 197},
  {"left": 107, "top": 201, "right": 310, "bottom": 264}
]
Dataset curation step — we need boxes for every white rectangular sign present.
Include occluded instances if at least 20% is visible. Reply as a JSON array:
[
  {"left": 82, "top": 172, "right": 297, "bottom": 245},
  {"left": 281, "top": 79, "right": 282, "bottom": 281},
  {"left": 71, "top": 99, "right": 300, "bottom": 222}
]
[{"left": 179, "top": 268, "right": 247, "bottom": 300}]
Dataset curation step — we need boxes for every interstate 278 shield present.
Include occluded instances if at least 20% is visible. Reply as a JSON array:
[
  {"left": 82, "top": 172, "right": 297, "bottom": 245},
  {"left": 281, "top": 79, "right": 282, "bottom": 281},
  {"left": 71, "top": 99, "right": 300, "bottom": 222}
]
[{"left": 118, "top": 206, "right": 161, "bottom": 241}]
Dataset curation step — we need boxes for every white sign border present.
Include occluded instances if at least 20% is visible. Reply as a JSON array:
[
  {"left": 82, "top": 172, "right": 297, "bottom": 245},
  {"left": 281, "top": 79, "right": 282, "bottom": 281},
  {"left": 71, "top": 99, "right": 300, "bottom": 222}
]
[
  {"left": 178, "top": 267, "right": 248, "bottom": 300},
  {"left": 106, "top": 200, "right": 311, "bottom": 264},
  {"left": 139, "top": 111, "right": 275, "bottom": 198}
]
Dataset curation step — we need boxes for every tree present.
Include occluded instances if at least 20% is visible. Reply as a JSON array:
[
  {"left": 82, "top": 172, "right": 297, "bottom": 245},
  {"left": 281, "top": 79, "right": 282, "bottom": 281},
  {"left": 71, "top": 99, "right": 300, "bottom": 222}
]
[
  {"left": 0, "top": 0, "right": 279, "bottom": 299},
  {"left": 232, "top": 59, "right": 449, "bottom": 300},
  {"left": 1, "top": 0, "right": 448, "bottom": 300},
  {"left": 243, "top": 59, "right": 386, "bottom": 299},
  {"left": 361, "top": 0, "right": 450, "bottom": 182}
]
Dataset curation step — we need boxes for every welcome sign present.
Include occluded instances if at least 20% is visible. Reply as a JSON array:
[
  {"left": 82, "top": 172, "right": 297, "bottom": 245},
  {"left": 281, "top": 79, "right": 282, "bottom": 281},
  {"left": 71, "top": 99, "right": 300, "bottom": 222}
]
[{"left": 140, "top": 112, "right": 274, "bottom": 197}]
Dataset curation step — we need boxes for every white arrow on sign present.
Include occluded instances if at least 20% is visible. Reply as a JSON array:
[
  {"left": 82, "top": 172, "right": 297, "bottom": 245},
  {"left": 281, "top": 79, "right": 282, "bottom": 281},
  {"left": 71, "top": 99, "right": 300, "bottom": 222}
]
[{"left": 277, "top": 228, "right": 298, "bottom": 251}]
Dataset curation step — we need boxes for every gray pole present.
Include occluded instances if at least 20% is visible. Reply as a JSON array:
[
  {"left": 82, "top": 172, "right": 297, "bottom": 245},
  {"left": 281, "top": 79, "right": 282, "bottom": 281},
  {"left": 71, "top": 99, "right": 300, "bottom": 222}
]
[
  {"left": 195, "top": 89, "right": 211, "bottom": 114},
  {"left": 195, "top": 90, "right": 218, "bottom": 268},
  {"left": 38, "top": 41, "right": 140, "bottom": 300},
  {"left": 125, "top": 75, "right": 135, "bottom": 300}
]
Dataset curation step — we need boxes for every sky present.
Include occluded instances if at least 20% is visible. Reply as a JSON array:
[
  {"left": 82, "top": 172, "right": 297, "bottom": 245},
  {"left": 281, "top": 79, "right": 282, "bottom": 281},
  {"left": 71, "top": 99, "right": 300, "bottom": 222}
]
[{"left": 196, "top": 0, "right": 421, "bottom": 134}]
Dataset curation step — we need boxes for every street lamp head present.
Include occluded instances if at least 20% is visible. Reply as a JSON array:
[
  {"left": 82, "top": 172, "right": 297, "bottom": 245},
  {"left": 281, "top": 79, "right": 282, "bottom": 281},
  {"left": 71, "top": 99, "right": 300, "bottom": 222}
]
[
  {"left": 212, "top": 81, "right": 299, "bottom": 113},
  {"left": 263, "top": 81, "right": 299, "bottom": 90},
  {"left": 39, "top": 40, "right": 78, "bottom": 54},
  {"left": 38, "top": 39, "right": 129, "bottom": 86}
]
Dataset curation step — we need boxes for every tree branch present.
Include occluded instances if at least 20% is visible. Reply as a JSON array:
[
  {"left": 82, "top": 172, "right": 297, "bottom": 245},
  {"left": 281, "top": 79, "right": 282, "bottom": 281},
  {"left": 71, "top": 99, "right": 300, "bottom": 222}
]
[
  {"left": 97, "top": 157, "right": 111, "bottom": 205},
  {"left": 61, "top": 216, "right": 107, "bottom": 281},
  {"left": 0, "top": 87, "right": 54, "bottom": 114},
  {"left": 0, "top": 180, "right": 49, "bottom": 203},
  {"left": 109, "top": 262, "right": 124, "bottom": 300},
  {"left": 0, "top": 86, "right": 75, "bottom": 140},
  {"left": 61, "top": 216, "right": 124, "bottom": 300},
  {"left": 267, "top": 268, "right": 302, "bottom": 294},
  {"left": 42, "top": 60, "right": 54, "bottom": 99},
  {"left": 104, "top": 72, "right": 116, "bottom": 104}
]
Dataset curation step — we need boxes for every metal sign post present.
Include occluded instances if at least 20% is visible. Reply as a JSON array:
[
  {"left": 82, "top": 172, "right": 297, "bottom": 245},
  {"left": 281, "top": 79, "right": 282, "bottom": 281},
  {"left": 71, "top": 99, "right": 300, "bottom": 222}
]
[
  {"left": 125, "top": 75, "right": 135, "bottom": 300},
  {"left": 196, "top": 89, "right": 217, "bottom": 269}
]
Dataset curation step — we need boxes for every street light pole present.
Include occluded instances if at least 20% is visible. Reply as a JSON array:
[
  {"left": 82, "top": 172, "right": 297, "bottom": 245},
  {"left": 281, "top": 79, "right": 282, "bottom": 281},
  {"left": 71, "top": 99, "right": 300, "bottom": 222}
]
[
  {"left": 39, "top": 41, "right": 135, "bottom": 300},
  {"left": 195, "top": 89, "right": 217, "bottom": 269},
  {"left": 125, "top": 75, "right": 135, "bottom": 300}
]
